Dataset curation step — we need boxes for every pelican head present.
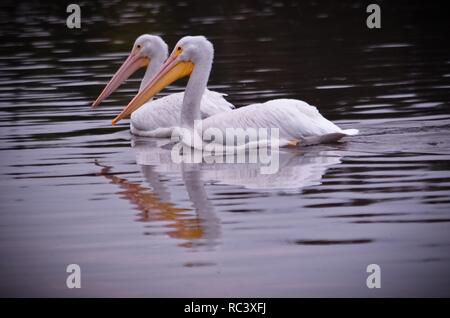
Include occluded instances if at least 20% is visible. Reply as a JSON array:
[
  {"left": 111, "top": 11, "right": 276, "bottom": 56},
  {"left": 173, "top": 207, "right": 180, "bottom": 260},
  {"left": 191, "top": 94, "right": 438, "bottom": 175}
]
[
  {"left": 112, "top": 36, "right": 213, "bottom": 124},
  {"left": 92, "top": 34, "right": 169, "bottom": 108},
  {"left": 173, "top": 35, "right": 214, "bottom": 65}
]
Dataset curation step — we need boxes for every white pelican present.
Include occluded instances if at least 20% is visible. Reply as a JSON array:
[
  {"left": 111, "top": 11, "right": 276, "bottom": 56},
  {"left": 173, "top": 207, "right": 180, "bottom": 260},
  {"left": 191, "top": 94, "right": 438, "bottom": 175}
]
[
  {"left": 112, "top": 36, "right": 358, "bottom": 147},
  {"left": 92, "top": 34, "right": 234, "bottom": 137}
]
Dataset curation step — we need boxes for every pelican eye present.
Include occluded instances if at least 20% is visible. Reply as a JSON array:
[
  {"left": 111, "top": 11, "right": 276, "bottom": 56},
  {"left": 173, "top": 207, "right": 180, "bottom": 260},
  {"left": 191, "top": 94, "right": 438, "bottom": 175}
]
[
  {"left": 177, "top": 46, "right": 182, "bottom": 52},
  {"left": 136, "top": 44, "right": 141, "bottom": 49}
]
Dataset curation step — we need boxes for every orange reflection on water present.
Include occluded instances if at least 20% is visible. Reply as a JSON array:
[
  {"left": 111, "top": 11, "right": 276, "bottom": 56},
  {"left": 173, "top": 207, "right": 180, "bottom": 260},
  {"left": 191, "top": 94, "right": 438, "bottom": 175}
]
[{"left": 95, "top": 161, "right": 205, "bottom": 243}]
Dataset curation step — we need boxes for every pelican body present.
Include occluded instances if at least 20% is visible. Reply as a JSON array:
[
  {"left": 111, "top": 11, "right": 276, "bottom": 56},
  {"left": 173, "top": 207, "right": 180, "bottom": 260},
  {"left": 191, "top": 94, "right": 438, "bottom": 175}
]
[
  {"left": 113, "top": 36, "right": 358, "bottom": 147},
  {"left": 92, "top": 35, "right": 234, "bottom": 137}
]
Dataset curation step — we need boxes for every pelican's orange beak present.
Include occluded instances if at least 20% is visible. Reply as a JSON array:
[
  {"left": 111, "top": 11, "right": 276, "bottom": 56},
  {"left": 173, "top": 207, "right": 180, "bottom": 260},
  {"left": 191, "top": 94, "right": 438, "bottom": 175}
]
[
  {"left": 111, "top": 50, "right": 194, "bottom": 125},
  {"left": 92, "top": 50, "right": 149, "bottom": 108}
]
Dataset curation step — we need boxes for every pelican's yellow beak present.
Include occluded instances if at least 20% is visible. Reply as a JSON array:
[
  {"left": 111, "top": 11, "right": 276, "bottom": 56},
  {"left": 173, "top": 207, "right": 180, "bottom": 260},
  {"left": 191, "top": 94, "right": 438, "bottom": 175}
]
[
  {"left": 92, "top": 50, "right": 149, "bottom": 108},
  {"left": 112, "top": 51, "right": 194, "bottom": 125}
]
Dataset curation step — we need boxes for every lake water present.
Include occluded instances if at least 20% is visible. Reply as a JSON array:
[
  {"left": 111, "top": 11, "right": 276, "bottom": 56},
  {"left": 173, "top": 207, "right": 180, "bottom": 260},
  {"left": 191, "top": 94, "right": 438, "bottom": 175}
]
[{"left": 0, "top": 1, "right": 449, "bottom": 297}]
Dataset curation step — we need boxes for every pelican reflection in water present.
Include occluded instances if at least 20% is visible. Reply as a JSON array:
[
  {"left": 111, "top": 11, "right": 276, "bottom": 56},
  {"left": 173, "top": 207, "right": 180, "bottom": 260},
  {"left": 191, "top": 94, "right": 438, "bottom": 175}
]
[
  {"left": 95, "top": 160, "right": 220, "bottom": 249},
  {"left": 132, "top": 137, "right": 343, "bottom": 191},
  {"left": 95, "top": 138, "right": 343, "bottom": 248}
]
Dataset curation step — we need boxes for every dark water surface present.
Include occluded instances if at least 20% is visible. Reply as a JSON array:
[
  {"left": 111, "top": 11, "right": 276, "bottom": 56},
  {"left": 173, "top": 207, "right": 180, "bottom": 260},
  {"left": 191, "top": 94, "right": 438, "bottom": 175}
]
[{"left": 0, "top": 1, "right": 449, "bottom": 297}]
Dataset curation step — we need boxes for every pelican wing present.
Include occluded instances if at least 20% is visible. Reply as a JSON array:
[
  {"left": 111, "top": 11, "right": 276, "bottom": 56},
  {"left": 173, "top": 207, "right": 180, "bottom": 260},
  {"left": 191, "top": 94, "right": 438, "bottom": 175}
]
[
  {"left": 201, "top": 99, "right": 358, "bottom": 145},
  {"left": 202, "top": 89, "right": 235, "bottom": 117},
  {"left": 130, "top": 91, "right": 235, "bottom": 137}
]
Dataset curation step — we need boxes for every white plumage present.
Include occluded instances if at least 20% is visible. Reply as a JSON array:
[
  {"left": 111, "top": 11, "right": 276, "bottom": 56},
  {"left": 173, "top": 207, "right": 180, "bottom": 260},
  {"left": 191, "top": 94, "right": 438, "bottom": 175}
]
[
  {"left": 92, "top": 34, "right": 234, "bottom": 136},
  {"left": 115, "top": 36, "right": 358, "bottom": 148},
  {"left": 200, "top": 99, "right": 358, "bottom": 146},
  {"left": 131, "top": 89, "right": 234, "bottom": 137}
]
